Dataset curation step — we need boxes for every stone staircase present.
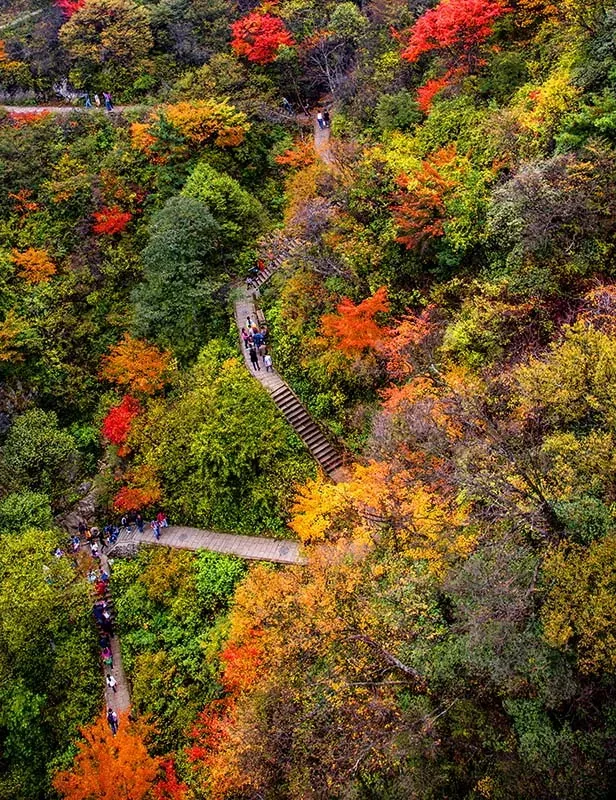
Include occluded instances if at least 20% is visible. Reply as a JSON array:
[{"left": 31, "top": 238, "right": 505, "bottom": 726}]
[
  {"left": 252, "top": 233, "right": 304, "bottom": 289},
  {"left": 269, "top": 383, "right": 344, "bottom": 476}
]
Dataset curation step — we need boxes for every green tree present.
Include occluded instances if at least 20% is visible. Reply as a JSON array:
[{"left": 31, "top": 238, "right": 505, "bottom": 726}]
[
  {"left": 0, "top": 529, "right": 99, "bottom": 799},
  {"left": 132, "top": 195, "right": 226, "bottom": 362},
  {"left": 181, "top": 161, "right": 266, "bottom": 253},
  {"left": 128, "top": 341, "right": 314, "bottom": 534},
  {"left": 0, "top": 409, "right": 81, "bottom": 507},
  {"left": 0, "top": 490, "right": 54, "bottom": 533}
]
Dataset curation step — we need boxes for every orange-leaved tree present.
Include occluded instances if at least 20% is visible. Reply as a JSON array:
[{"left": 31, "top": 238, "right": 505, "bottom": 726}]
[
  {"left": 100, "top": 334, "right": 172, "bottom": 395},
  {"left": 320, "top": 287, "right": 389, "bottom": 354},
  {"left": 53, "top": 713, "right": 159, "bottom": 800},
  {"left": 11, "top": 247, "right": 57, "bottom": 283},
  {"left": 391, "top": 146, "right": 457, "bottom": 250},
  {"left": 112, "top": 466, "right": 162, "bottom": 512}
]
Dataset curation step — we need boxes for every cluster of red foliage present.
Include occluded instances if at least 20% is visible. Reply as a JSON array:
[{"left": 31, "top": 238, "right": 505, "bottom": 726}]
[
  {"left": 321, "top": 287, "right": 390, "bottom": 354},
  {"left": 55, "top": 0, "right": 85, "bottom": 17},
  {"left": 101, "top": 395, "right": 141, "bottom": 448},
  {"left": 401, "top": 0, "right": 510, "bottom": 64},
  {"left": 416, "top": 72, "right": 455, "bottom": 112},
  {"left": 153, "top": 760, "right": 189, "bottom": 800},
  {"left": 231, "top": 9, "right": 295, "bottom": 64},
  {"left": 92, "top": 206, "right": 132, "bottom": 235}
]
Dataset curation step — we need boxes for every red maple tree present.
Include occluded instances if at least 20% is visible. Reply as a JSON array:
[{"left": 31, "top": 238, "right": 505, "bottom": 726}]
[
  {"left": 55, "top": 0, "right": 85, "bottom": 16},
  {"left": 401, "top": 0, "right": 510, "bottom": 67},
  {"left": 231, "top": 9, "right": 295, "bottom": 64},
  {"left": 321, "top": 287, "right": 389, "bottom": 354},
  {"left": 101, "top": 395, "right": 141, "bottom": 448},
  {"left": 93, "top": 206, "right": 132, "bottom": 236}
]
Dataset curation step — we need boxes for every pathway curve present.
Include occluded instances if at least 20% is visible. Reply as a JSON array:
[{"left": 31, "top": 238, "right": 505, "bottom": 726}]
[{"left": 110, "top": 524, "right": 306, "bottom": 565}]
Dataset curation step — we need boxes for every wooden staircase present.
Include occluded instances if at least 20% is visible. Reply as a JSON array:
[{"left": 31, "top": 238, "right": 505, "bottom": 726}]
[{"left": 269, "top": 383, "right": 343, "bottom": 476}]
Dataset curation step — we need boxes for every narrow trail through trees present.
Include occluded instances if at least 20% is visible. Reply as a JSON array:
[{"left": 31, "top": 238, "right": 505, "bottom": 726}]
[{"left": 77, "top": 112, "right": 339, "bottom": 712}]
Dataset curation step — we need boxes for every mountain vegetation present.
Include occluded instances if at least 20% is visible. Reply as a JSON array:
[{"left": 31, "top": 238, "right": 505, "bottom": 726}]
[{"left": 2, "top": 0, "right": 616, "bottom": 797}]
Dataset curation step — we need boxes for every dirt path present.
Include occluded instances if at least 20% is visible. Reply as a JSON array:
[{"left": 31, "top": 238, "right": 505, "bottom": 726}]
[{"left": 314, "top": 115, "right": 335, "bottom": 166}]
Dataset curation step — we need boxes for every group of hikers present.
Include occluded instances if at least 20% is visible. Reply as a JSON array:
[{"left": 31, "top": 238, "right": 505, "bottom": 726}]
[
  {"left": 241, "top": 316, "right": 273, "bottom": 372},
  {"left": 317, "top": 109, "right": 331, "bottom": 129},
  {"left": 82, "top": 91, "right": 114, "bottom": 111}
]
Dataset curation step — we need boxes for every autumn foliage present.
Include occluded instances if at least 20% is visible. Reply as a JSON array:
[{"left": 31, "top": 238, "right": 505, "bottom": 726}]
[
  {"left": 11, "top": 247, "right": 56, "bottom": 283},
  {"left": 113, "top": 466, "right": 162, "bottom": 512},
  {"left": 101, "top": 395, "right": 141, "bottom": 449},
  {"left": 55, "top": 0, "right": 85, "bottom": 17},
  {"left": 92, "top": 206, "right": 132, "bottom": 235},
  {"left": 391, "top": 146, "right": 457, "bottom": 250},
  {"left": 164, "top": 100, "right": 250, "bottom": 147},
  {"left": 401, "top": 0, "right": 510, "bottom": 65},
  {"left": 231, "top": 9, "right": 295, "bottom": 64},
  {"left": 53, "top": 713, "right": 159, "bottom": 800},
  {"left": 100, "top": 334, "right": 172, "bottom": 395},
  {"left": 321, "top": 287, "right": 389, "bottom": 354}
]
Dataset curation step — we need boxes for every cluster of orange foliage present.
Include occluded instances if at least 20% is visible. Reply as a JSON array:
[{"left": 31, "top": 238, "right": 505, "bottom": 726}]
[
  {"left": 130, "top": 100, "right": 249, "bottom": 161},
  {"left": 11, "top": 247, "right": 57, "bottom": 283},
  {"left": 275, "top": 137, "right": 317, "bottom": 168},
  {"left": 164, "top": 100, "right": 250, "bottom": 147},
  {"left": 8, "top": 188, "right": 39, "bottom": 215},
  {"left": 8, "top": 110, "right": 52, "bottom": 127},
  {"left": 391, "top": 146, "right": 457, "bottom": 250},
  {"left": 53, "top": 713, "right": 158, "bottom": 800},
  {"left": 112, "top": 466, "right": 162, "bottom": 512},
  {"left": 100, "top": 334, "right": 172, "bottom": 395},
  {"left": 320, "top": 287, "right": 389, "bottom": 354},
  {"left": 53, "top": 713, "right": 187, "bottom": 800}
]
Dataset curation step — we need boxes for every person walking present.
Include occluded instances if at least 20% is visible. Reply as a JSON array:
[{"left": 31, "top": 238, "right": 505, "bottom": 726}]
[
  {"left": 249, "top": 346, "right": 260, "bottom": 371},
  {"left": 107, "top": 708, "right": 118, "bottom": 735},
  {"left": 241, "top": 327, "right": 250, "bottom": 349},
  {"left": 323, "top": 109, "right": 331, "bottom": 127},
  {"left": 94, "top": 93, "right": 101, "bottom": 107},
  {"left": 264, "top": 353, "right": 273, "bottom": 372},
  {"left": 106, "top": 673, "right": 117, "bottom": 693},
  {"left": 317, "top": 111, "right": 324, "bottom": 129},
  {"left": 136, "top": 513, "right": 144, "bottom": 534},
  {"left": 84, "top": 93, "right": 92, "bottom": 108},
  {"left": 258, "top": 342, "right": 267, "bottom": 363},
  {"left": 103, "top": 92, "right": 113, "bottom": 111},
  {"left": 152, "top": 520, "right": 160, "bottom": 540}
]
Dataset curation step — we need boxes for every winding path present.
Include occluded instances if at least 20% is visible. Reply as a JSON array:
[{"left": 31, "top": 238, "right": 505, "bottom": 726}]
[{"left": 77, "top": 112, "right": 339, "bottom": 713}]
